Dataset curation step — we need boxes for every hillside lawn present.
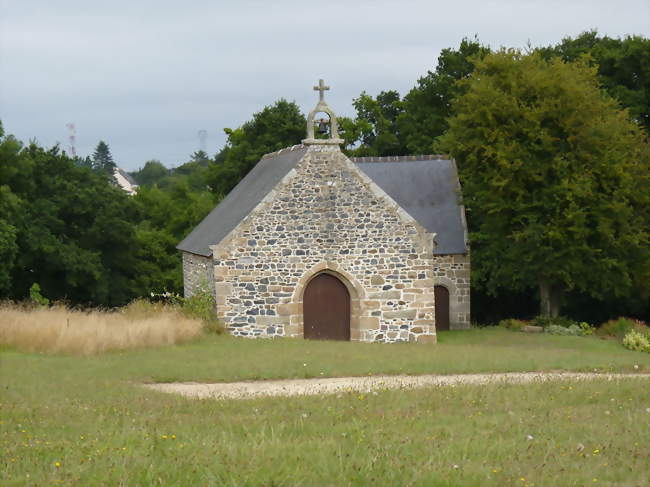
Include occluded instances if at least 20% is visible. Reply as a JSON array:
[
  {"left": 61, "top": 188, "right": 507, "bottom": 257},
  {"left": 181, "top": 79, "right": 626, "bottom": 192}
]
[{"left": 2, "top": 328, "right": 649, "bottom": 486}]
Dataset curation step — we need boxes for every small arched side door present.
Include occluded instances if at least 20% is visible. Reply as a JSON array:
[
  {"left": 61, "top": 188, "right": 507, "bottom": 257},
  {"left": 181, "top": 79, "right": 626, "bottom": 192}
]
[{"left": 434, "top": 285, "right": 450, "bottom": 331}]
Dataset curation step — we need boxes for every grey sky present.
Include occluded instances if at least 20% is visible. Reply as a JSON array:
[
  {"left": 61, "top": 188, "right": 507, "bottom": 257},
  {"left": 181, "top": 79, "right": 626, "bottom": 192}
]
[{"left": 1, "top": 0, "right": 648, "bottom": 171}]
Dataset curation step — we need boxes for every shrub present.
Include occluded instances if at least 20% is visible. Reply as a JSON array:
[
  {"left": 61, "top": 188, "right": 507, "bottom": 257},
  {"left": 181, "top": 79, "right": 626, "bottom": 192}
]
[
  {"left": 622, "top": 330, "right": 650, "bottom": 353},
  {"left": 597, "top": 317, "right": 648, "bottom": 339},
  {"left": 29, "top": 283, "right": 49, "bottom": 307},
  {"left": 180, "top": 288, "right": 223, "bottom": 334},
  {"left": 531, "top": 315, "right": 579, "bottom": 329},
  {"left": 498, "top": 318, "right": 528, "bottom": 331},
  {"left": 545, "top": 324, "right": 581, "bottom": 336},
  {"left": 577, "top": 322, "right": 594, "bottom": 336}
]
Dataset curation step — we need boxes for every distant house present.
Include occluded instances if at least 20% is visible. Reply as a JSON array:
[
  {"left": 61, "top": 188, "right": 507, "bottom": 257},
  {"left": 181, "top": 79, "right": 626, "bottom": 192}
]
[
  {"left": 113, "top": 168, "right": 138, "bottom": 196},
  {"left": 178, "top": 81, "right": 470, "bottom": 343}
]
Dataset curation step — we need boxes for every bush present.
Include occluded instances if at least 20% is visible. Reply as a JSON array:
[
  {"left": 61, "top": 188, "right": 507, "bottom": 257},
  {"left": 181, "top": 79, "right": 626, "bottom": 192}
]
[
  {"left": 622, "top": 330, "right": 650, "bottom": 353},
  {"left": 545, "top": 324, "right": 582, "bottom": 336},
  {"left": 597, "top": 317, "right": 648, "bottom": 339},
  {"left": 150, "top": 287, "right": 224, "bottom": 334},
  {"left": 180, "top": 288, "right": 223, "bottom": 334},
  {"left": 498, "top": 318, "right": 528, "bottom": 331},
  {"left": 577, "top": 322, "right": 594, "bottom": 336},
  {"left": 531, "top": 315, "right": 579, "bottom": 329},
  {"left": 29, "top": 283, "right": 49, "bottom": 307}
]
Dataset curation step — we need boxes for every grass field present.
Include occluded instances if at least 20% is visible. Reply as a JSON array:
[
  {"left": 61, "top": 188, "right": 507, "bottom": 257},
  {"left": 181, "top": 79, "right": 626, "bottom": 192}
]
[{"left": 2, "top": 329, "right": 649, "bottom": 486}]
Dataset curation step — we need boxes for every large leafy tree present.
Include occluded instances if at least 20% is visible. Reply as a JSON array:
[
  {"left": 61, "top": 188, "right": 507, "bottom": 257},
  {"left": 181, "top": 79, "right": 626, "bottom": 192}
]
[
  {"left": 398, "top": 37, "right": 491, "bottom": 154},
  {"left": 440, "top": 50, "right": 650, "bottom": 316},
  {"left": 539, "top": 31, "right": 650, "bottom": 132},
  {"left": 340, "top": 90, "right": 407, "bottom": 157},
  {"left": 206, "top": 99, "right": 305, "bottom": 196}
]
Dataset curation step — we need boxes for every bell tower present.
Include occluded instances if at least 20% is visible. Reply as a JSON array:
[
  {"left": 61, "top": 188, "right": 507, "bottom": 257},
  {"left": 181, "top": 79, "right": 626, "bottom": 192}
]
[{"left": 303, "top": 79, "right": 344, "bottom": 146}]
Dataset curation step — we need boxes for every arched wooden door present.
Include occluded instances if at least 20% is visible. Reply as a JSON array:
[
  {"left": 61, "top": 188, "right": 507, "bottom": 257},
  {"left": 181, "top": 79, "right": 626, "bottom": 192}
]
[
  {"left": 434, "top": 285, "right": 450, "bottom": 331},
  {"left": 303, "top": 273, "right": 350, "bottom": 341}
]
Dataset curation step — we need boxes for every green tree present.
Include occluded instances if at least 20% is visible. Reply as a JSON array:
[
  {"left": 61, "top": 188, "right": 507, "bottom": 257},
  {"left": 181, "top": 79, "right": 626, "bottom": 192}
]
[
  {"left": 0, "top": 130, "right": 140, "bottom": 306},
  {"left": 340, "top": 90, "right": 407, "bottom": 156},
  {"left": 131, "top": 183, "right": 216, "bottom": 295},
  {"left": 539, "top": 31, "right": 650, "bottom": 132},
  {"left": 189, "top": 150, "right": 210, "bottom": 166},
  {"left": 440, "top": 50, "right": 650, "bottom": 316},
  {"left": 206, "top": 99, "right": 305, "bottom": 196},
  {"left": 92, "top": 140, "right": 117, "bottom": 176},
  {"left": 398, "top": 37, "right": 491, "bottom": 154},
  {"left": 130, "top": 160, "right": 169, "bottom": 187}
]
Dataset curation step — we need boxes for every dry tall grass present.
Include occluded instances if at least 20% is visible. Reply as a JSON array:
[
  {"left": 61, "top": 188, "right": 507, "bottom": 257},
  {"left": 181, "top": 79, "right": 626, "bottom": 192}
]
[{"left": 0, "top": 300, "right": 204, "bottom": 355}]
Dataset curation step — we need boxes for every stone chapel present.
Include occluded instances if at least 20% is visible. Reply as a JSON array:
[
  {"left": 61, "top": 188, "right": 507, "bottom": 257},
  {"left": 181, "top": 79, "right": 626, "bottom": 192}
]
[{"left": 177, "top": 80, "right": 470, "bottom": 343}]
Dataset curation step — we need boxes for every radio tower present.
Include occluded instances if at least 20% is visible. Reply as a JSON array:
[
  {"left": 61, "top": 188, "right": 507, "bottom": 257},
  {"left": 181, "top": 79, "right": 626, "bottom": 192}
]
[
  {"left": 66, "top": 123, "right": 77, "bottom": 157},
  {"left": 198, "top": 129, "right": 207, "bottom": 153}
]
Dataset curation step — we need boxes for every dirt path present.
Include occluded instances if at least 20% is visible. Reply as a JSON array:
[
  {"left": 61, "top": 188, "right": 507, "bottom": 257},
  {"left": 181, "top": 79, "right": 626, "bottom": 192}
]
[{"left": 144, "top": 372, "right": 650, "bottom": 400}]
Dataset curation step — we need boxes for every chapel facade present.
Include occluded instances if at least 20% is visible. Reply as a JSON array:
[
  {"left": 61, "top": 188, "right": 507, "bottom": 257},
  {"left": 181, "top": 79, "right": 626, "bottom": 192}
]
[{"left": 177, "top": 81, "right": 470, "bottom": 343}]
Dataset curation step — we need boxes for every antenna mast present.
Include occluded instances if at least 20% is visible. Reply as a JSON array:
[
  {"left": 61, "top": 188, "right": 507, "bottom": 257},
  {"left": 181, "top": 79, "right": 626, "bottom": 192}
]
[
  {"left": 65, "top": 123, "right": 77, "bottom": 157},
  {"left": 198, "top": 129, "right": 207, "bottom": 153}
]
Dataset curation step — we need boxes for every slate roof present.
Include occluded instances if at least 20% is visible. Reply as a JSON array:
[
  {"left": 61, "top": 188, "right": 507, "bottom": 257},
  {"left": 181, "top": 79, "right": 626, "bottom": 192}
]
[
  {"left": 177, "top": 145, "right": 308, "bottom": 257},
  {"left": 177, "top": 149, "right": 468, "bottom": 257},
  {"left": 353, "top": 155, "right": 468, "bottom": 255}
]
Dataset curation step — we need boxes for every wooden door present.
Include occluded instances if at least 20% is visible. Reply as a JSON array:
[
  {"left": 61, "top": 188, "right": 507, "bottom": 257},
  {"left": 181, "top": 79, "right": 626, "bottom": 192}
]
[
  {"left": 434, "top": 285, "right": 450, "bottom": 331},
  {"left": 303, "top": 273, "right": 350, "bottom": 341}
]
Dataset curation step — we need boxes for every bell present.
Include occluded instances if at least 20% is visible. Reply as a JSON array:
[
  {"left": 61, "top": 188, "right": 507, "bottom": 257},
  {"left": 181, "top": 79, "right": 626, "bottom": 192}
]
[{"left": 317, "top": 120, "right": 328, "bottom": 134}]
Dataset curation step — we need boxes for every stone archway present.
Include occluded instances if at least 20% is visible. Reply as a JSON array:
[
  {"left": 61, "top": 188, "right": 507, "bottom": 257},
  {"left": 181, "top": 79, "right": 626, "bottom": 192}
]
[
  {"left": 303, "top": 273, "right": 350, "bottom": 340},
  {"left": 286, "top": 262, "right": 364, "bottom": 340}
]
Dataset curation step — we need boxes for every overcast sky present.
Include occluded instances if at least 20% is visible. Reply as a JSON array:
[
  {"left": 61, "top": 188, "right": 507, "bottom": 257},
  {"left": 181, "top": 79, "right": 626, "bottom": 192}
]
[{"left": 1, "top": 0, "right": 648, "bottom": 171}]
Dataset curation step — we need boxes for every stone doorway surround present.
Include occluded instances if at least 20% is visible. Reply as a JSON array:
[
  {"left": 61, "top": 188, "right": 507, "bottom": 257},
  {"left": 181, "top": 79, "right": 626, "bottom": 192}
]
[
  {"left": 283, "top": 262, "right": 364, "bottom": 340},
  {"left": 303, "top": 273, "right": 350, "bottom": 341}
]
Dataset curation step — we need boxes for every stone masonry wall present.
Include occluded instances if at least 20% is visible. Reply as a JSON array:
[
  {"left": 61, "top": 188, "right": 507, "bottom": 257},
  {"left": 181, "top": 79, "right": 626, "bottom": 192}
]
[
  {"left": 210, "top": 144, "right": 438, "bottom": 343},
  {"left": 182, "top": 252, "right": 214, "bottom": 298},
  {"left": 433, "top": 254, "right": 471, "bottom": 329}
]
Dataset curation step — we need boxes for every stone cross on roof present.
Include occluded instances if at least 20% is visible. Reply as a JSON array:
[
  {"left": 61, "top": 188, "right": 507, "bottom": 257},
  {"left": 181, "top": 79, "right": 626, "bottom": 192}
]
[
  {"left": 303, "top": 78, "right": 343, "bottom": 145},
  {"left": 313, "top": 79, "right": 330, "bottom": 102}
]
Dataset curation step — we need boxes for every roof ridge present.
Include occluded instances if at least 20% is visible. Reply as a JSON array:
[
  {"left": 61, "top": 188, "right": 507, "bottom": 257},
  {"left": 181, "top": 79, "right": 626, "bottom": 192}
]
[
  {"left": 350, "top": 154, "right": 449, "bottom": 163},
  {"left": 261, "top": 144, "right": 306, "bottom": 160}
]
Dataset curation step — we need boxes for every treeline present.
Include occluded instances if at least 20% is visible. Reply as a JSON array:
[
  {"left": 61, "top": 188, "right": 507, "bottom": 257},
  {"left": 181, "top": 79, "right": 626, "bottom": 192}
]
[
  {"left": 1, "top": 31, "right": 648, "bottom": 323},
  {"left": 0, "top": 128, "right": 215, "bottom": 306}
]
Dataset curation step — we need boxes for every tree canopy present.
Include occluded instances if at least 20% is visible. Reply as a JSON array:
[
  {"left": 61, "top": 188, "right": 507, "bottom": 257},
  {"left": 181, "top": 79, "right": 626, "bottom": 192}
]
[
  {"left": 92, "top": 140, "right": 117, "bottom": 176},
  {"left": 206, "top": 99, "right": 306, "bottom": 196},
  {"left": 440, "top": 50, "right": 650, "bottom": 316},
  {"left": 538, "top": 31, "right": 650, "bottom": 132},
  {"left": 0, "top": 133, "right": 139, "bottom": 305},
  {"left": 1, "top": 32, "right": 649, "bottom": 323}
]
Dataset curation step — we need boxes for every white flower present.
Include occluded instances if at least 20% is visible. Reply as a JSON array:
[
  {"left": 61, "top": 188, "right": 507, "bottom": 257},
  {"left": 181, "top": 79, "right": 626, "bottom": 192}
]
[
  {"left": 645, "top": 408, "right": 650, "bottom": 413},
  {"left": 634, "top": 364, "right": 639, "bottom": 370},
  {"left": 452, "top": 464, "right": 459, "bottom": 469},
  {"left": 526, "top": 435, "right": 534, "bottom": 441}
]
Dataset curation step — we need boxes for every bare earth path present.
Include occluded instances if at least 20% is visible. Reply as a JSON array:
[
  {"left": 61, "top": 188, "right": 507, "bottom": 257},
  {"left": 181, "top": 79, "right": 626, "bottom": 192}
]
[{"left": 144, "top": 372, "right": 650, "bottom": 400}]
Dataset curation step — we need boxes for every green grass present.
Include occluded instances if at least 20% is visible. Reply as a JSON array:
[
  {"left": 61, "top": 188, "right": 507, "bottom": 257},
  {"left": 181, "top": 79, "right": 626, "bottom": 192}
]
[{"left": 2, "top": 329, "right": 649, "bottom": 486}]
